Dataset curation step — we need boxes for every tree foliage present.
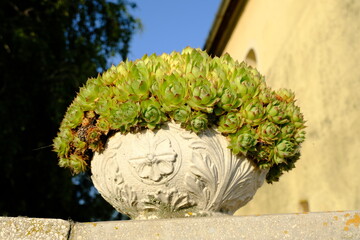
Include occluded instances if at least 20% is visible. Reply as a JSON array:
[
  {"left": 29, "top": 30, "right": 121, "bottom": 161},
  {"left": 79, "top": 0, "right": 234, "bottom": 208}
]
[{"left": 0, "top": 0, "right": 140, "bottom": 221}]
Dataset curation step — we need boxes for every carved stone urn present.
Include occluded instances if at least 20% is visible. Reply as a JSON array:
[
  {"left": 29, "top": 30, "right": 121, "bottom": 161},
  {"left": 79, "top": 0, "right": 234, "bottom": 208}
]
[{"left": 91, "top": 122, "right": 268, "bottom": 220}]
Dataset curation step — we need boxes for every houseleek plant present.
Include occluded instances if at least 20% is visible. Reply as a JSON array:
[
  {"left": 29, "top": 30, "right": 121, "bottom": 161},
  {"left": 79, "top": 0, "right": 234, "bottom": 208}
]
[{"left": 53, "top": 47, "right": 306, "bottom": 183}]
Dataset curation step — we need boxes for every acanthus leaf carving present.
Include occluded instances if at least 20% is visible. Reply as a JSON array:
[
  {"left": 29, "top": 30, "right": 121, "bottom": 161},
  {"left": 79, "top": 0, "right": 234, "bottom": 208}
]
[
  {"left": 184, "top": 127, "right": 267, "bottom": 214},
  {"left": 91, "top": 135, "right": 140, "bottom": 218},
  {"left": 219, "top": 156, "right": 257, "bottom": 212},
  {"left": 140, "top": 188, "right": 195, "bottom": 214},
  {"left": 185, "top": 151, "right": 219, "bottom": 210}
]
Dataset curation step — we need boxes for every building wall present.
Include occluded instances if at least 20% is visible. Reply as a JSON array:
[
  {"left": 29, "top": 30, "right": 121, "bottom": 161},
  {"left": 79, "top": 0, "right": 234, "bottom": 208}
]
[{"left": 221, "top": 0, "right": 360, "bottom": 215}]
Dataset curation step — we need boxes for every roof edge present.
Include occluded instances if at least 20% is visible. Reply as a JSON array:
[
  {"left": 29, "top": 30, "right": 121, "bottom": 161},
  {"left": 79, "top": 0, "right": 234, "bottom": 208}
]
[{"left": 204, "top": 0, "right": 248, "bottom": 57}]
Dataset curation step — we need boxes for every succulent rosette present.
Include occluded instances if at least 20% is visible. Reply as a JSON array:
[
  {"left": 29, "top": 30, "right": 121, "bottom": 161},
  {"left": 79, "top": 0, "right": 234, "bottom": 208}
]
[
  {"left": 140, "top": 98, "right": 167, "bottom": 129},
  {"left": 279, "top": 123, "right": 296, "bottom": 140},
  {"left": 257, "top": 121, "right": 280, "bottom": 144},
  {"left": 156, "top": 74, "right": 188, "bottom": 111},
  {"left": 187, "top": 76, "right": 219, "bottom": 113},
  {"left": 187, "top": 111, "right": 209, "bottom": 133},
  {"left": 96, "top": 117, "right": 111, "bottom": 134},
  {"left": 61, "top": 104, "right": 84, "bottom": 129},
  {"left": 271, "top": 140, "right": 297, "bottom": 164},
  {"left": 294, "top": 130, "right": 306, "bottom": 144},
  {"left": 53, "top": 47, "right": 306, "bottom": 183},
  {"left": 218, "top": 112, "right": 243, "bottom": 134},
  {"left": 109, "top": 101, "right": 140, "bottom": 131},
  {"left": 275, "top": 88, "right": 295, "bottom": 103},
  {"left": 171, "top": 105, "right": 192, "bottom": 125},
  {"left": 232, "top": 65, "right": 263, "bottom": 101},
  {"left": 217, "top": 86, "right": 242, "bottom": 111},
  {"left": 241, "top": 99, "right": 265, "bottom": 126},
  {"left": 258, "top": 86, "right": 275, "bottom": 104},
  {"left": 286, "top": 103, "right": 306, "bottom": 128},
  {"left": 266, "top": 100, "right": 290, "bottom": 125},
  {"left": 229, "top": 126, "right": 258, "bottom": 155}
]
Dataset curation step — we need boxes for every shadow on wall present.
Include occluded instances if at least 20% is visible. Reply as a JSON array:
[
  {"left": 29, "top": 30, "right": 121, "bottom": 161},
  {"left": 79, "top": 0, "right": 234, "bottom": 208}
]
[{"left": 245, "top": 48, "right": 256, "bottom": 67}]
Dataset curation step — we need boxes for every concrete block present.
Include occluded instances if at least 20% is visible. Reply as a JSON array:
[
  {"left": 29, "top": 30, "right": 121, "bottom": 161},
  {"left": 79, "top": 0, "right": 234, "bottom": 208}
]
[
  {"left": 70, "top": 210, "right": 360, "bottom": 240},
  {"left": 0, "top": 217, "right": 71, "bottom": 240}
]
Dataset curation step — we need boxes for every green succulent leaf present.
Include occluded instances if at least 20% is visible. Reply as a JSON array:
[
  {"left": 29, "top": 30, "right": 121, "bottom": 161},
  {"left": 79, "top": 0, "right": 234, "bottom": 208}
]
[
  {"left": 279, "top": 123, "right": 296, "bottom": 140},
  {"left": 258, "top": 86, "right": 275, "bottom": 104},
  {"left": 229, "top": 126, "right": 258, "bottom": 155},
  {"left": 233, "top": 66, "right": 263, "bottom": 101},
  {"left": 96, "top": 117, "right": 111, "bottom": 134},
  {"left": 53, "top": 135, "right": 71, "bottom": 157},
  {"left": 68, "top": 154, "right": 87, "bottom": 174},
  {"left": 248, "top": 144, "right": 272, "bottom": 166},
  {"left": 257, "top": 121, "right": 280, "bottom": 144},
  {"left": 217, "top": 86, "right": 242, "bottom": 111},
  {"left": 79, "top": 81, "right": 101, "bottom": 101},
  {"left": 156, "top": 74, "right": 188, "bottom": 111},
  {"left": 62, "top": 104, "right": 84, "bottom": 129},
  {"left": 140, "top": 98, "right": 167, "bottom": 129},
  {"left": 294, "top": 130, "right": 306, "bottom": 143},
  {"left": 100, "top": 66, "right": 118, "bottom": 86},
  {"left": 286, "top": 103, "right": 306, "bottom": 128},
  {"left": 85, "top": 127, "right": 102, "bottom": 144},
  {"left": 109, "top": 87, "right": 129, "bottom": 103},
  {"left": 171, "top": 105, "right": 192, "bottom": 125},
  {"left": 241, "top": 99, "right": 265, "bottom": 126},
  {"left": 187, "top": 112, "right": 209, "bottom": 133},
  {"left": 275, "top": 88, "right": 295, "bottom": 103},
  {"left": 218, "top": 112, "right": 243, "bottom": 134},
  {"left": 187, "top": 76, "right": 219, "bottom": 113},
  {"left": 72, "top": 137, "right": 87, "bottom": 154},
  {"left": 266, "top": 100, "right": 290, "bottom": 125},
  {"left": 109, "top": 101, "right": 140, "bottom": 131},
  {"left": 271, "top": 139, "right": 297, "bottom": 164}
]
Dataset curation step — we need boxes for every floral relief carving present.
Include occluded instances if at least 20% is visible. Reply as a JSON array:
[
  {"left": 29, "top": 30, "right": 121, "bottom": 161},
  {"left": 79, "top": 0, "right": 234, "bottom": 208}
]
[{"left": 128, "top": 130, "right": 178, "bottom": 183}]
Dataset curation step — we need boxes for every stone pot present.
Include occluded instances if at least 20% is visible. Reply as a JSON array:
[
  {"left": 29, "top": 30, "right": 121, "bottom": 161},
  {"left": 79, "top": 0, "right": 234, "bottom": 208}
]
[{"left": 91, "top": 122, "right": 268, "bottom": 220}]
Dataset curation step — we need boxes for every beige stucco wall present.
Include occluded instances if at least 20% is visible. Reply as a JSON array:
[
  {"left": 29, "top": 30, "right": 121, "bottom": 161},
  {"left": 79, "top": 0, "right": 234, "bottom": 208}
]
[{"left": 222, "top": 0, "right": 360, "bottom": 215}]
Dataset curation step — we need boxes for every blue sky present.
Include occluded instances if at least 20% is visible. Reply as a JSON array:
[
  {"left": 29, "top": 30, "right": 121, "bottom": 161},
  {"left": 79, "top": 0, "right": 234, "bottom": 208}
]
[{"left": 109, "top": 0, "right": 221, "bottom": 64}]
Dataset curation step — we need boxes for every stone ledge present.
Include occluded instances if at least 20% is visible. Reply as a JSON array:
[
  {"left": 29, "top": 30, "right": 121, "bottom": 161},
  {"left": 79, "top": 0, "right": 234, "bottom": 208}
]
[
  {"left": 1, "top": 211, "right": 359, "bottom": 240},
  {"left": 70, "top": 211, "right": 360, "bottom": 240},
  {"left": 0, "top": 217, "right": 71, "bottom": 240}
]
